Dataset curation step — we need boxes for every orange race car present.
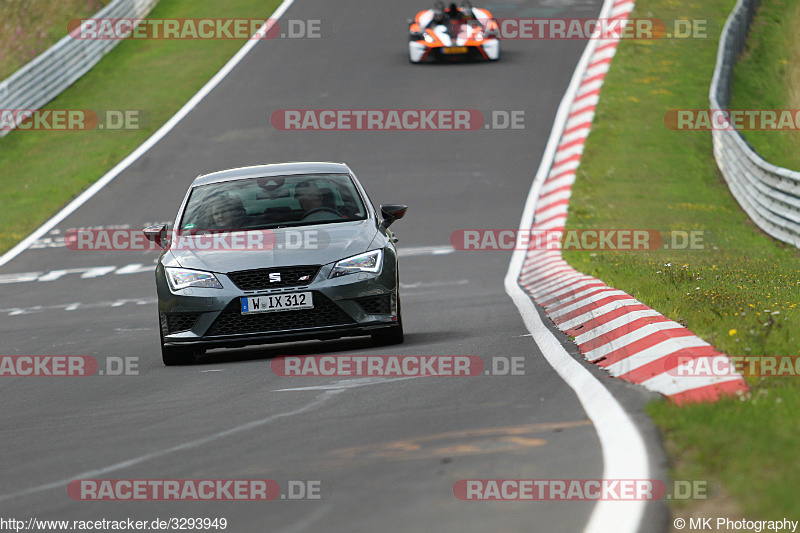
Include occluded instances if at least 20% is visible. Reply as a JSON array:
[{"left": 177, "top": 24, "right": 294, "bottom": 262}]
[{"left": 408, "top": 1, "right": 500, "bottom": 63}]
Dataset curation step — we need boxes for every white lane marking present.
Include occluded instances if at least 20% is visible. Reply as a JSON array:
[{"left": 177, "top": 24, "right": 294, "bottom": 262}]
[
  {"left": 0, "top": 264, "right": 153, "bottom": 285},
  {"left": 28, "top": 223, "right": 169, "bottom": 250},
  {"left": 9, "top": 308, "right": 40, "bottom": 316},
  {"left": 0, "top": 298, "right": 156, "bottom": 316},
  {"left": 0, "top": 272, "right": 41, "bottom": 284},
  {"left": 28, "top": 235, "right": 454, "bottom": 257},
  {"left": 0, "top": 0, "right": 297, "bottom": 269},
  {"left": 274, "top": 376, "right": 420, "bottom": 391},
  {"left": 36, "top": 267, "right": 114, "bottom": 282},
  {"left": 0, "top": 280, "right": 468, "bottom": 316},
  {"left": 505, "top": 1, "right": 648, "bottom": 532},
  {"left": 0, "top": 246, "right": 453, "bottom": 286},
  {"left": 398, "top": 245, "right": 454, "bottom": 256},
  {"left": 400, "top": 279, "right": 468, "bottom": 289},
  {"left": 0, "top": 389, "right": 341, "bottom": 504},
  {"left": 114, "top": 263, "right": 148, "bottom": 275},
  {"left": 507, "top": 279, "right": 649, "bottom": 533}
]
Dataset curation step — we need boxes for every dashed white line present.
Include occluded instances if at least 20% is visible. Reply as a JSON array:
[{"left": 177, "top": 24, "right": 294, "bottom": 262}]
[
  {"left": 0, "top": 246, "right": 454, "bottom": 286},
  {"left": 504, "top": 1, "right": 648, "bottom": 533},
  {"left": 0, "top": 387, "right": 340, "bottom": 504},
  {"left": 274, "top": 376, "right": 420, "bottom": 391},
  {"left": 0, "top": 298, "right": 156, "bottom": 316}
]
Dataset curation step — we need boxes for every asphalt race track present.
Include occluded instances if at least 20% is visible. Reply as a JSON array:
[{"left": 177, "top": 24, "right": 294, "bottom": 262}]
[{"left": 0, "top": 1, "right": 669, "bottom": 531}]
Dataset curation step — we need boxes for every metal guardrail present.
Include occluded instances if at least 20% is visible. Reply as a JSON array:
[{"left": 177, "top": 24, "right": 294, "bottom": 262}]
[
  {"left": 710, "top": 0, "right": 800, "bottom": 248},
  {"left": 0, "top": 0, "right": 159, "bottom": 137}
]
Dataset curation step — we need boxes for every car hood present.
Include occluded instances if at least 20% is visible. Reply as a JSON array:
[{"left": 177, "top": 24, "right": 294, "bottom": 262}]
[{"left": 168, "top": 221, "right": 378, "bottom": 273}]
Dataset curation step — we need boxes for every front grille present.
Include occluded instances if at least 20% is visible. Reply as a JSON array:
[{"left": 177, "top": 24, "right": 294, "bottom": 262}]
[
  {"left": 165, "top": 313, "right": 201, "bottom": 334},
  {"left": 354, "top": 294, "right": 392, "bottom": 315},
  {"left": 206, "top": 292, "right": 354, "bottom": 337},
  {"left": 227, "top": 265, "right": 321, "bottom": 290}
]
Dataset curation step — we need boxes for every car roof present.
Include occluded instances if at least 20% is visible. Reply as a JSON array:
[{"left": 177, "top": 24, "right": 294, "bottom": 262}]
[{"left": 191, "top": 162, "right": 352, "bottom": 187}]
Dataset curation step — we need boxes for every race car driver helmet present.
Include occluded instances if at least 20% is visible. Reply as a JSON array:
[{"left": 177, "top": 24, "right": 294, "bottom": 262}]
[{"left": 447, "top": 3, "right": 460, "bottom": 18}]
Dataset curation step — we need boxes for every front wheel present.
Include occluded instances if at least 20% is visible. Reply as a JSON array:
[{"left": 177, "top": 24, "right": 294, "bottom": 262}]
[
  {"left": 372, "top": 297, "right": 404, "bottom": 345},
  {"left": 161, "top": 343, "right": 196, "bottom": 366},
  {"left": 372, "top": 323, "right": 404, "bottom": 346},
  {"left": 159, "top": 318, "right": 197, "bottom": 366}
]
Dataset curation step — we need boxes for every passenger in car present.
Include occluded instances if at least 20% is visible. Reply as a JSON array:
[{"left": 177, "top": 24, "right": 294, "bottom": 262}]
[{"left": 209, "top": 194, "right": 246, "bottom": 229}]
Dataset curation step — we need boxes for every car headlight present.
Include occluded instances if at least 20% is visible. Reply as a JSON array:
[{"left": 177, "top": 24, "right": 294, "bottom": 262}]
[
  {"left": 330, "top": 249, "right": 383, "bottom": 278},
  {"left": 166, "top": 267, "right": 223, "bottom": 291},
  {"left": 423, "top": 32, "right": 435, "bottom": 43}
]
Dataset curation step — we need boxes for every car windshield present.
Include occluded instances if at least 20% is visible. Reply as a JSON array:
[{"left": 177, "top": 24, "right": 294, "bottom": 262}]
[{"left": 179, "top": 173, "right": 368, "bottom": 231}]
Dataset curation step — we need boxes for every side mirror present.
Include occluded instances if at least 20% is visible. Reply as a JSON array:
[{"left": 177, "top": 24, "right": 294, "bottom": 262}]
[
  {"left": 379, "top": 204, "right": 408, "bottom": 229},
  {"left": 143, "top": 224, "right": 169, "bottom": 249}
]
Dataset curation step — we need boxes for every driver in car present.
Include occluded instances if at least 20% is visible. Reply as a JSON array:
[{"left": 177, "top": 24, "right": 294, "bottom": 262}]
[
  {"left": 209, "top": 194, "right": 246, "bottom": 230},
  {"left": 426, "top": 6, "right": 447, "bottom": 28},
  {"left": 294, "top": 181, "right": 341, "bottom": 222}
]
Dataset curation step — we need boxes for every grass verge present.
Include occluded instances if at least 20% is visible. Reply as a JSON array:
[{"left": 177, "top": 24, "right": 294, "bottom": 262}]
[
  {"left": 0, "top": 0, "right": 280, "bottom": 255},
  {"left": 562, "top": 0, "right": 800, "bottom": 519},
  {"left": 0, "top": 0, "right": 112, "bottom": 79},
  {"left": 729, "top": 0, "right": 800, "bottom": 170}
]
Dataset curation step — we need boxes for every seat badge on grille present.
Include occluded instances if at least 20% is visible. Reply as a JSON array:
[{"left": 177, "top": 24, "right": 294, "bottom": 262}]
[{"left": 269, "top": 273, "right": 281, "bottom": 283}]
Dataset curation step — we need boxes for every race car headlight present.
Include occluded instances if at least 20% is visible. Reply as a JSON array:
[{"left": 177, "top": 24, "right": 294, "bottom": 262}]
[
  {"left": 330, "top": 249, "right": 383, "bottom": 278},
  {"left": 423, "top": 32, "right": 435, "bottom": 43},
  {"left": 166, "top": 267, "right": 223, "bottom": 291}
]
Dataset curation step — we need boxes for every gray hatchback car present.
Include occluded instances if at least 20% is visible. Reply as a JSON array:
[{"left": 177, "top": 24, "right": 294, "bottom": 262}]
[{"left": 144, "top": 162, "right": 407, "bottom": 365}]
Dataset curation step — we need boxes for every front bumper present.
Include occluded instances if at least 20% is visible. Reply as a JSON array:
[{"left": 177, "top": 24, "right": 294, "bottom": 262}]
[
  {"left": 408, "top": 40, "right": 499, "bottom": 62},
  {"left": 156, "top": 256, "right": 399, "bottom": 351}
]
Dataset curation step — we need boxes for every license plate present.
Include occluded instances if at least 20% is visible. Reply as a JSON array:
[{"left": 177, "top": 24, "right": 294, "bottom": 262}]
[
  {"left": 240, "top": 292, "right": 313, "bottom": 315},
  {"left": 443, "top": 46, "right": 468, "bottom": 54}
]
